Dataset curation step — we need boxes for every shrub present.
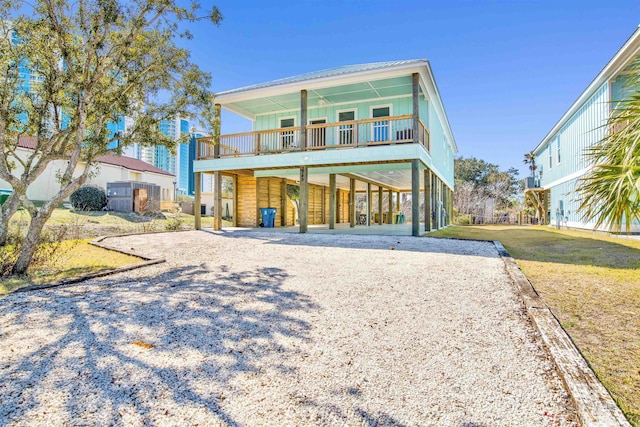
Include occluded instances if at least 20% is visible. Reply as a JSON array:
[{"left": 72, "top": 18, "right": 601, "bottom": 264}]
[
  {"left": 1, "top": 223, "right": 76, "bottom": 278},
  {"left": 165, "top": 216, "right": 183, "bottom": 231},
  {"left": 176, "top": 194, "right": 193, "bottom": 203},
  {"left": 455, "top": 214, "right": 471, "bottom": 225},
  {"left": 70, "top": 185, "right": 107, "bottom": 211}
]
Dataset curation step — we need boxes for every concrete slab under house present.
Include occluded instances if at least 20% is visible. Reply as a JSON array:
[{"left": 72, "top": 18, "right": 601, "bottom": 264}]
[{"left": 193, "top": 60, "right": 457, "bottom": 236}]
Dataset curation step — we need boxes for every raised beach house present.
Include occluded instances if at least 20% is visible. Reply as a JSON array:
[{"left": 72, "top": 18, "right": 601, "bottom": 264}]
[
  {"left": 194, "top": 60, "right": 457, "bottom": 236},
  {"left": 525, "top": 28, "right": 640, "bottom": 231}
]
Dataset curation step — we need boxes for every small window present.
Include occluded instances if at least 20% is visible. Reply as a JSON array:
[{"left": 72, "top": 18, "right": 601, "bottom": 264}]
[
  {"left": 372, "top": 107, "right": 390, "bottom": 118},
  {"left": 556, "top": 137, "right": 561, "bottom": 164},
  {"left": 372, "top": 107, "right": 390, "bottom": 142},
  {"left": 280, "top": 118, "right": 295, "bottom": 149},
  {"left": 280, "top": 118, "right": 294, "bottom": 128},
  {"left": 309, "top": 119, "right": 326, "bottom": 147},
  {"left": 338, "top": 111, "right": 355, "bottom": 122},
  {"left": 338, "top": 110, "right": 355, "bottom": 144},
  {"left": 548, "top": 144, "right": 552, "bottom": 169}
]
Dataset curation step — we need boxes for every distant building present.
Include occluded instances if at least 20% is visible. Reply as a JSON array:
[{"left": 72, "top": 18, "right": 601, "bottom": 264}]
[
  {"left": 133, "top": 117, "right": 191, "bottom": 195},
  {"left": 7, "top": 26, "right": 181, "bottom": 203},
  {"left": 0, "top": 136, "right": 176, "bottom": 203},
  {"left": 174, "top": 118, "right": 191, "bottom": 194},
  {"left": 189, "top": 129, "right": 212, "bottom": 196},
  {"left": 525, "top": 28, "right": 640, "bottom": 231}
]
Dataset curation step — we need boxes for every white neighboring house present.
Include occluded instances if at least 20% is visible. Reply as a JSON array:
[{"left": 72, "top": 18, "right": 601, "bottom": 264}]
[{"left": 0, "top": 136, "right": 176, "bottom": 202}]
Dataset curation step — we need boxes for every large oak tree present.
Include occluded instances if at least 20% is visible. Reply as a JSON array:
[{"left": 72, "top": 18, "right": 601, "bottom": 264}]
[{"left": 0, "top": 0, "right": 221, "bottom": 274}]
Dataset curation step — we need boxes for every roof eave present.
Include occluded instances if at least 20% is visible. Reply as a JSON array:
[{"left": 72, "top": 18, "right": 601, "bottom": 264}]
[
  {"left": 533, "top": 26, "right": 640, "bottom": 155},
  {"left": 420, "top": 62, "right": 458, "bottom": 154},
  {"left": 216, "top": 60, "right": 458, "bottom": 155},
  {"left": 215, "top": 61, "right": 430, "bottom": 111}
]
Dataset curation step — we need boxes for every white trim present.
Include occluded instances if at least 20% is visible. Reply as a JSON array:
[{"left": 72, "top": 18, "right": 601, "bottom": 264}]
[
  {"left": 336, "top": 108, "right": 357, "bottom": 121},
  {"left": 278, "top": 116, "right": 297, "bottom": 149},
  {"left": 194, "top": 143, "right": 454, "bottom": 189},
  {"left": 416, "top": 67, "right": 457, "bottom": 154},
  {"left": 543, "top": 165, "right": 592, "bottom": 189},
  {"left": 308, "top": 117, "right": 327, "bottom": 148},
  {"left": 216, "top": 62, "right": 429, "bottom": 103},
  {"left": 369, "top": 103, "right": 393, "bottom": 117},
  {"left": 254, "top": 94, "right": 411, "bottom": 118},
  {"left": 533, "top": 27, "right": 640, "bottom": 155},
  {"left": 370, "top": 104, "right": 393, "bottom": 143},
  {"left": 279, "top": 116, "right": 296, "bottom": 127},
  {"left": 215, "top": 62, "right": 457, "bottom": 154},
  {"left": 336, "top": 108, "right": 357, "bottom": 145}
]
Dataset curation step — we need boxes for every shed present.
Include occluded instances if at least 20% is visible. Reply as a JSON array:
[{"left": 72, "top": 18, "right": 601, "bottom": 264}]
[{"left": 107, "top": 181, "right": 161, "bottom": 213}]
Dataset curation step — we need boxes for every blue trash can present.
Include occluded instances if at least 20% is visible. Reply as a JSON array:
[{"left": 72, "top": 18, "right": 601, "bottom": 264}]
[{"left": 260, "top": 207, "right": 277, "bottom": 228}]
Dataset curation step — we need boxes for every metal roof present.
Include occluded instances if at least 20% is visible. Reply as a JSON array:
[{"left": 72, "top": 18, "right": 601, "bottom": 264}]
[
  {"left": 533, "top": 26, "right": 640, "bottom": 154},
  {"left": 213, "top": 59, "right": 457, "bottom": 154},
  {"left": 17, "top": 136, "right": 174, "bottom": 176},
  {"left": 217, "top": 60, "right": 428, "bottom": 96}
]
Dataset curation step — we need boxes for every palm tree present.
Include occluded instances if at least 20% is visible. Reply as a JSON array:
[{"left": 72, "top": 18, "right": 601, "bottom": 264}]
[
  {"left": 576, "top": 60, "right": 640, "bottom": 233},
  {"left": 523, "top": 151, "right": 537, "bottom": 177}
]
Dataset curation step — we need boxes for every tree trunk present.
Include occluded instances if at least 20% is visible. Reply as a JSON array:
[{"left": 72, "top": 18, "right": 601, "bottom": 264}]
[
  {"left": 0, "top": 193, "right": 22, "bottom": 246},
  {"left": 12, "top": 208, "right": 52, "bottom": 275},
  {"left": 11, "top": 173, "right": 89, "bottom": 274}
]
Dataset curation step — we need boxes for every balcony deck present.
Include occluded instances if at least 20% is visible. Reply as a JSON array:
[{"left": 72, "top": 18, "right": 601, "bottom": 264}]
[{"left": 197, "top": 115, "right": 429, "bottom": 159}]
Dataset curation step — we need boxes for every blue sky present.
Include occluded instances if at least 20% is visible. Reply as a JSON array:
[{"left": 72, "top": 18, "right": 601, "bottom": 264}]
[{"left": 180, "top": 0, "right": 640, "bottom": 176}]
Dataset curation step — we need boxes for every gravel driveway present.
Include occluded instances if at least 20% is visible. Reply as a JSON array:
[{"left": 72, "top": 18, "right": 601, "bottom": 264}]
[{"left": 0, "top": 231, "right": 577, "bottom": 426}]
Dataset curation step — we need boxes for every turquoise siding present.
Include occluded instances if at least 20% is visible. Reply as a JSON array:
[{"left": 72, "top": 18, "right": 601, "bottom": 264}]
[
  {"left": 253, "top": 95, "right": 453, "bottom": 187},
  {"left": 536, "top": 83, "right": 609, "bottom": 187},
  {"left": 611, "top": 75, "right": 626, "bottom": 103},
  {"left": 547, "top": 178, "right": 580, "bottom": 225},
  {"left": 427, "top": 99, "right": 454, "bottom": 185},
  {"left": 419, "top": 97, "right": 429, "bottom": 127},
  {"left": 253, "top": 96, "right": 413, "bottom": 130}
]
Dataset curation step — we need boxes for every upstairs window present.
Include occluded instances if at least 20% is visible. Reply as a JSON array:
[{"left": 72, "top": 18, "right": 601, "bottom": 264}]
[
  {"left": 280, "top": 118, "right": 294, "bottom": 128},
  {"left": 338, "top": 111, "right": 355, "bottom": 121},
  {"left": 556, "top": 137, "right": 561, "bottom": 164},
  {"left": 338, "top": 110, "right": 355, "bottom": 145},
  {"left": 371, "top": 106, "right": 390, "bottom": 141},
  {"left": 548, "top": 144, "right": 552, "bottom": 169},
  {"left": 372, "top": 107, "right": 390, "bottom": 118},
  {"left": 280, "top": 117, "right": 295, "bottom": 149}
]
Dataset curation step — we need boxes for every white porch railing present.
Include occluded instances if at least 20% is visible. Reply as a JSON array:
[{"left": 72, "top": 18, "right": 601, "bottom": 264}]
[{"left": 198, "top": 114, "right": 430, "bottom": 159}]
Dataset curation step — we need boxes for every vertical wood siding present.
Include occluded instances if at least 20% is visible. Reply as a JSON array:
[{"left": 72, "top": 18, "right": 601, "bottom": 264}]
[
  {"left": 237, "top": 175, "right": 258, "bottom": 227},
  {"left": 337, "top": 189, "right": 349, "bottom": 223},
  {"left": 257, "top": 177, "right": 284, "bottom": 227},
  {"left": 308, "top": 185, "right": 324, "bottom": 224},
  {"left": 537, "top": 83, "right": 609, "bottom": 187},
  {"left": 324, "top": 186, "right": 329, "bottom": 223}
]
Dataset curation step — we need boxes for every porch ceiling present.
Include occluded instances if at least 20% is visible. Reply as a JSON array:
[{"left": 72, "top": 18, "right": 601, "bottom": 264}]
[
  {"left": 227, "top": 76, "right": 413, "bottom": 117},
  {"left": 255, "top": 163, "right": 415, "bottom": 192}
]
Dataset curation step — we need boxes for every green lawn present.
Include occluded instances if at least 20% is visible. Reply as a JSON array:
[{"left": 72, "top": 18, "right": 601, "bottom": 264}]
[
  {"left": 9, "top": 207, "right": 226, "bottom": 239},
  {"left": 0, "top": 239, "right": 141, "bottom": 295},
  {"left": 2, "top": 208, "right": 230, "bottom": 294},
  {"left": 430, "top": 225, "right": 640, "bottom": 426}
]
